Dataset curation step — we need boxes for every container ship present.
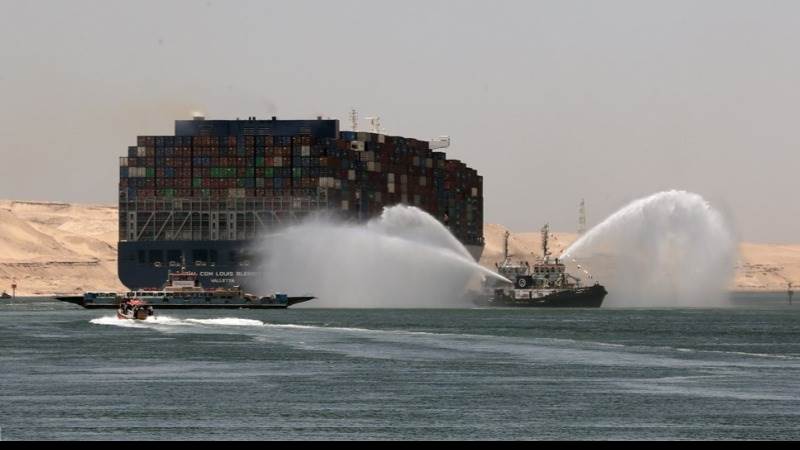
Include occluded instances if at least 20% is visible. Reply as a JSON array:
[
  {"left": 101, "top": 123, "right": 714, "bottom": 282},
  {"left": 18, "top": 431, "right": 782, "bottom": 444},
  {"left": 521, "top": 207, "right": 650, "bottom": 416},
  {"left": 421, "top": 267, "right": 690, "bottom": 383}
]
[{"left": 118, "top": 116, "right": 484, "bottom": 290}]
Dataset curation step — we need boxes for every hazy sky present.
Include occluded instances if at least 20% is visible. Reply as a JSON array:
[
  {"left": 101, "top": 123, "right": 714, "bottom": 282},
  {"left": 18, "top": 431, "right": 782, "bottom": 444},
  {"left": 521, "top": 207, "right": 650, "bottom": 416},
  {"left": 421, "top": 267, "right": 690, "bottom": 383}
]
[{"left": 0, "top": 0, "right": 798, "bottom": 242}]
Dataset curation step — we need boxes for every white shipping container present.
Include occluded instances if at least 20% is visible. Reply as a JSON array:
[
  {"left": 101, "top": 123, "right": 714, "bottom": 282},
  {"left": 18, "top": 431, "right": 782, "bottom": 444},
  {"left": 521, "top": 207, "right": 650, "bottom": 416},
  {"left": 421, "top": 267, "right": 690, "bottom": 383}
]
[
  {"left": 387, "top": 173, "right": 395, "bottom": 183},
  {"left": 341, "top": 200, "right": 349, "bottom": 210},
  {"left": 387, "top": 183, "right": 396, "bottom": 194},
  {"left": 301, "top": 145, "right": 310, "bottom": 157},
  {"left": 120, "top": 157, "right": 128, "bottom": 167},
  {"left": 137, "top": 146, "right": 146, "bottom": 157},
  {"left": 348, "top": 169, "right": 356, "bottom": 181},
  {"left": 319, "top": 177, "right": 336, "bottom": 188},
  {"left": 471, "top": 187, "right": 478, "bottom": 197},
  {"left": 378, "top": 134, "right": 385, "bottom": 144},
  {"left": 274, "top": 157, "right": 282, "bottom": 167}
]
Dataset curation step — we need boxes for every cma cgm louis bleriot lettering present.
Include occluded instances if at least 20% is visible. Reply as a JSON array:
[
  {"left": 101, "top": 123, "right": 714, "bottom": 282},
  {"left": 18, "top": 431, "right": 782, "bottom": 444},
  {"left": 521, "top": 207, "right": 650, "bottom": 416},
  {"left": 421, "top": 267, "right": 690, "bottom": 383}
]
[{"left": 118, "top": 116, "right": 484, "bottom": 291}]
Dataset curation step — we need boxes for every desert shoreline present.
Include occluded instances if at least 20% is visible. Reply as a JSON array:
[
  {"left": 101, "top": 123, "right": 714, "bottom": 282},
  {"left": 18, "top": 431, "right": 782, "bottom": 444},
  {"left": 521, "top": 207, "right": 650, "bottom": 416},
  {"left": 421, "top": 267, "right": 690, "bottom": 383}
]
[{"left": 2, "top": 200, "right": 798, "bottom": 297}]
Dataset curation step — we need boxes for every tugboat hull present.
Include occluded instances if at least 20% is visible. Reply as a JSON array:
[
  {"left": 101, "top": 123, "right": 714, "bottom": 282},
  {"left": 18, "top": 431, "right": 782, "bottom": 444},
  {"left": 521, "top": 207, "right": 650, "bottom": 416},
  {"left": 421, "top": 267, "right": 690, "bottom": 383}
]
[{"left": 473, "top": 284, "right": 607, "bottom": 308}]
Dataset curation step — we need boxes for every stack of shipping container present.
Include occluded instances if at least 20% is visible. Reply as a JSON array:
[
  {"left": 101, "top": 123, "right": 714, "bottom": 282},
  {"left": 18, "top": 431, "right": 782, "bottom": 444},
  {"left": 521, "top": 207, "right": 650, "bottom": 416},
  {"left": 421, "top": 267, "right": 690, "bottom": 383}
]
[{"left": 120, "top": 124, "right": 483, "bottom": 247}]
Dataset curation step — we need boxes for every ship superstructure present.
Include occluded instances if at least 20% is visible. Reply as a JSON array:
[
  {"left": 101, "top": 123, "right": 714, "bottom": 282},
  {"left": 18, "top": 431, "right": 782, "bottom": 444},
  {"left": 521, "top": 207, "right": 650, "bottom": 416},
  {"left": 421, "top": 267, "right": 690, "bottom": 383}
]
[{"left": 119, "top": 116, "right": 484, "bottom": 290}]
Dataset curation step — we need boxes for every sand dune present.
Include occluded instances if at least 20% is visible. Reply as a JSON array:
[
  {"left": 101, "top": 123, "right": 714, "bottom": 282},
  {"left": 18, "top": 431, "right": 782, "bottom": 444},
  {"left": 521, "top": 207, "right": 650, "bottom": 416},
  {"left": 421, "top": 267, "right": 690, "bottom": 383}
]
[
  {"left": 0, "top": 200, "right": 124, "bottom": 296},
  {"left": 0, "top": 200, "right": 797, "bottom": 296}
]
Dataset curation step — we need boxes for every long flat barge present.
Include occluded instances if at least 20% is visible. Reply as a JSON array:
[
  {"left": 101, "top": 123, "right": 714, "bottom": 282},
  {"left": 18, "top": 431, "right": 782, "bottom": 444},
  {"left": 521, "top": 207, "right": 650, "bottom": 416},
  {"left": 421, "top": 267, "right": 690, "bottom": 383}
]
[{"left": 55, "top": 294, "right": 314, "bottom": 309}]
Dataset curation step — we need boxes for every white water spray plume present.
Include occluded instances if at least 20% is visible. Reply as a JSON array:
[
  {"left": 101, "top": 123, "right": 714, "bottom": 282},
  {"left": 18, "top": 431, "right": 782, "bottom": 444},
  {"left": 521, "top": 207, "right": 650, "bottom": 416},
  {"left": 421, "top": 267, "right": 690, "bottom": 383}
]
[
  {"left": 255, "top": 205, "right": 507, "bottom": 307},
  {"left": 561, "top": 190, "right": 737, "bottom": 307}
]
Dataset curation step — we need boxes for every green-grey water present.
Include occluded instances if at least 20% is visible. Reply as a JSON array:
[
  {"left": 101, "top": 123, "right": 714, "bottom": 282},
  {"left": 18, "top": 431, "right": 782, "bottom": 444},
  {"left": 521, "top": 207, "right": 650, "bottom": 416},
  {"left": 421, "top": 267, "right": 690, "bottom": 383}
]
[{"left": 1, "top": 295, "right": 799, "bottom": 440}]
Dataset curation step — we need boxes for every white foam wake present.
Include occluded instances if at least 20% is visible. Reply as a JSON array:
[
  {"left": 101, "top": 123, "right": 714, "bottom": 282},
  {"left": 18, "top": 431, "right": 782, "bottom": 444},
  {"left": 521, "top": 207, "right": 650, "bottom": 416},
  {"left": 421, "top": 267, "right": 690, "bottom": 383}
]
[
  {"left": 185, "top": 318, "right": 264, "bottom": 326},
  {"left": 90, "top": 316, "right": 264, "bottom": 328}
]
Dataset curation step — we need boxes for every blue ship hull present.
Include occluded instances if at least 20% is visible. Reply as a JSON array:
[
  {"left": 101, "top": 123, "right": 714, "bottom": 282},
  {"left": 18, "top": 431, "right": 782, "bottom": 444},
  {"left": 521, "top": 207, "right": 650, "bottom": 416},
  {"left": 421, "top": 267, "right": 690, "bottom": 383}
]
[
  {"left": 118, "top": 240, "right": 260, "bottom": 291},
  {"left": 118, "top": 239, "right": 484, "bottom": 291}
]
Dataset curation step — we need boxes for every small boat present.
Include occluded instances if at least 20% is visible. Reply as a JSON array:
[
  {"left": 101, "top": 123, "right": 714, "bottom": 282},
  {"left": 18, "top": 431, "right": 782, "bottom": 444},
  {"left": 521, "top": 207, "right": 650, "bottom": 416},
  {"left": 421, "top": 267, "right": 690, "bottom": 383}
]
[
  {"left": 117, "top": 299, "right": 155, "bottom": 321},
  {"left": 1, "top": 291, "right": 11, "bottom": 299}
]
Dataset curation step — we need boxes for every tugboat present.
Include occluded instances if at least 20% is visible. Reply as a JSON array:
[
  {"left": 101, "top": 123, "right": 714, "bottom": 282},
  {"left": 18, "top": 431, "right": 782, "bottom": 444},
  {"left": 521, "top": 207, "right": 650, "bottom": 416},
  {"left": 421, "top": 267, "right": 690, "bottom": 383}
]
[
  {"left": 473, "top": 225, "right": 607, "bottom": 308},
  {"left": 117, "top": 298, "right": 155, "bottom": 320},
  {"left": 1, "top": 291, "right": 11, "bottom": 299}
]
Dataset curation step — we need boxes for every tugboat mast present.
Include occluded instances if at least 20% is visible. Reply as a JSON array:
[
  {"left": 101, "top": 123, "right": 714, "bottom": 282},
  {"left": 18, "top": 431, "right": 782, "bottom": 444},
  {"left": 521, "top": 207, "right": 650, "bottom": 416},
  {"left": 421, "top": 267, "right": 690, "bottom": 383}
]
[
  {"left": 541, "top": 224, "right": 551, "bottom": 263},
  {"left": 503, "top": 230, "right": 511, "bottom": 261}
]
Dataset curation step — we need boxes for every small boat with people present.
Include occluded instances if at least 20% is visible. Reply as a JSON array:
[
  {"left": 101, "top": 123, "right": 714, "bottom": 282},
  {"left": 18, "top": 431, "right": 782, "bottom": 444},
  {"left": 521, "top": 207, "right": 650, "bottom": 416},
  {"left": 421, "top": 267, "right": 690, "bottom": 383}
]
[{"left": 116, "top": 298, "right": 155, "bottom": 321}]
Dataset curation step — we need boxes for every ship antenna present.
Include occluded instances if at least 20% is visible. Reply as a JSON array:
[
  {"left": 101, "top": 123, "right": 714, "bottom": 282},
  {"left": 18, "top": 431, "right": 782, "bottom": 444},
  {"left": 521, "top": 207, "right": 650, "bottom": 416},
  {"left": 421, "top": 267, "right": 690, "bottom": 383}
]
[
  {"left": 350, "top": 108, "right": 358, "bottom": 132},
  {"left": 365, "top": 116, "right": 384, "bottom": 134}
]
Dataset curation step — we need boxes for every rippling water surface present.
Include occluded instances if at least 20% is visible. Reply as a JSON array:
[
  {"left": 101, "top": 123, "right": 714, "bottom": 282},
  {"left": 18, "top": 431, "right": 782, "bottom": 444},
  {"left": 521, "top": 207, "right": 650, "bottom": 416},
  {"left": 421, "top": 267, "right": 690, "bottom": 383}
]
[{"left": 1, "top": 295, "right": 799, "bottom": 440}]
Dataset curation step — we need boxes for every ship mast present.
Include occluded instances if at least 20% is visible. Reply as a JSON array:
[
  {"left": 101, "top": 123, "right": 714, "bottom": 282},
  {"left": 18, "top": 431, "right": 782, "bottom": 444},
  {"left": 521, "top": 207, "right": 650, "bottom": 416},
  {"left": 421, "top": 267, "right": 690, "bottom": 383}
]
[
  {"left": 503, "top": 230, "right": 510, "bottom": 261},
  {"left": 541, "top": 224, "right": 551, "bottom": 263},
  {"left": 350, "top": 108, "right": 358, "bottom": 132}
]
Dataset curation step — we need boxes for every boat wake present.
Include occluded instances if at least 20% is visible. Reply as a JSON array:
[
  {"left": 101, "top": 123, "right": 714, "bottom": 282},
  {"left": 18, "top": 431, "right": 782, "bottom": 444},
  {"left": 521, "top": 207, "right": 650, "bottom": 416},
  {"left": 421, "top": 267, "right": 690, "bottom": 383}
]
[{"left": 90, "top": 316, "right": 265, "bottom": 328}]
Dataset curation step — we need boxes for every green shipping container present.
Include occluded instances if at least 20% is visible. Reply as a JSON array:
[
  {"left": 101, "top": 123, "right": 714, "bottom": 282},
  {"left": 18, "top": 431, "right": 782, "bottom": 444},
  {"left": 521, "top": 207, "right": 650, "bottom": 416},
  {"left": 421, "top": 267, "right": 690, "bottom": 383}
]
[
  {"left": 146, "top": 168, "right": 155, "bottom": 177},
  {"left": 193, "top": 178, "right": 202, "bottom": 188},
  {"left": 265, "top": 168, "right": 274, "bottom": 178}
]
